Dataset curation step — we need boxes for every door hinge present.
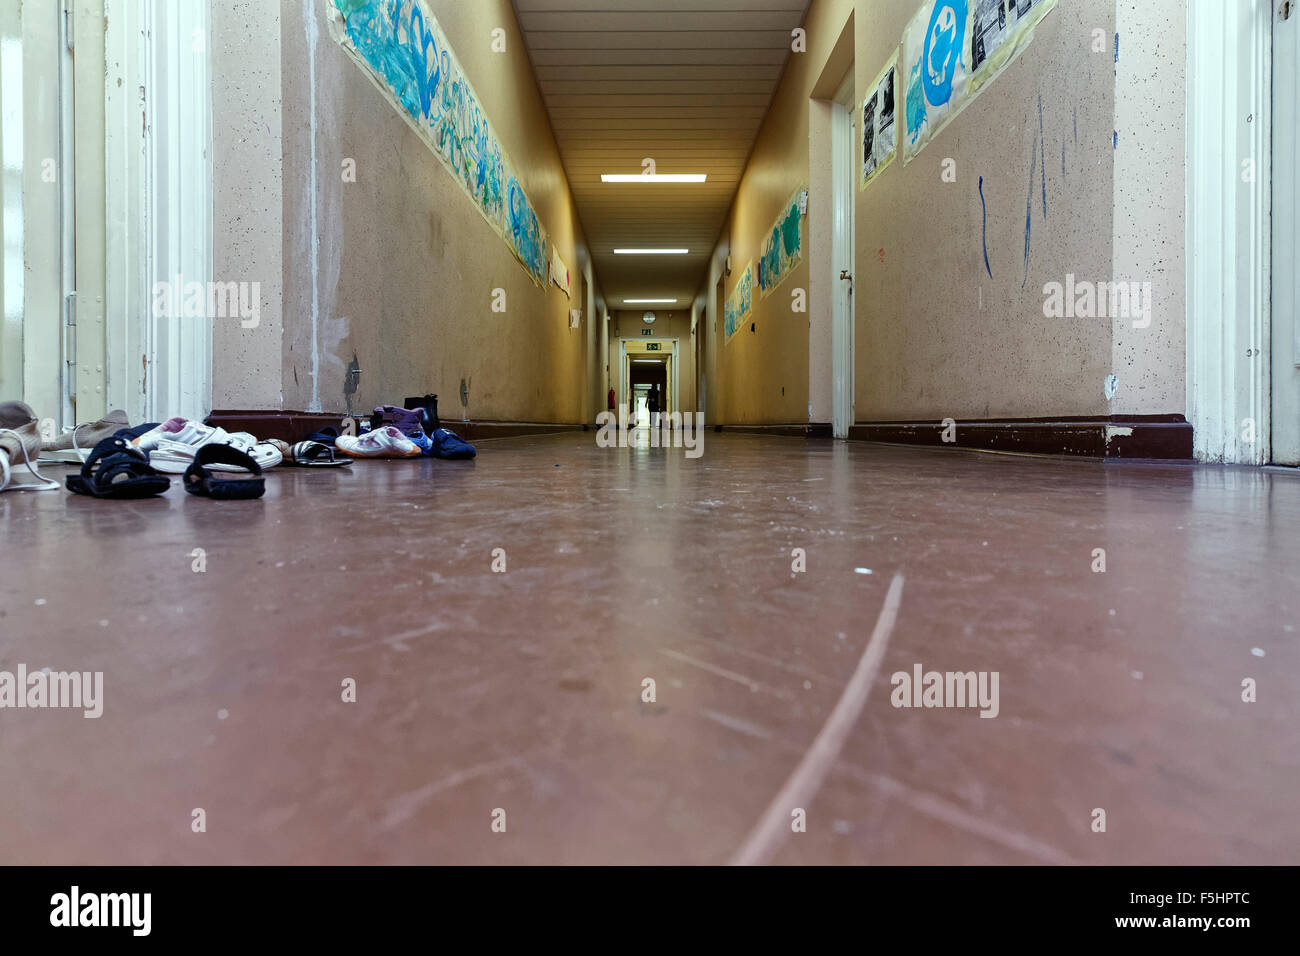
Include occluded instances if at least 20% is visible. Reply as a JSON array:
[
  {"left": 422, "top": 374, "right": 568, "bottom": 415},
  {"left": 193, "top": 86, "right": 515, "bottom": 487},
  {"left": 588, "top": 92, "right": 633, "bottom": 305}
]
[{"left": 64, "top": 293, "right": 77, "bottom": 391}]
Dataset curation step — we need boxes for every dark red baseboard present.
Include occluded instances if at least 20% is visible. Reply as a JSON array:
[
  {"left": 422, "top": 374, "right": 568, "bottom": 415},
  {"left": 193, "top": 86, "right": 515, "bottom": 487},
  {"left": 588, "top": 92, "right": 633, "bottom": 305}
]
[
  {"left": 846, "top": 415, "right": 1193, "bottom": 459},
  {"left": 715, "top": 423, "right": 834, "bottom": 438}
]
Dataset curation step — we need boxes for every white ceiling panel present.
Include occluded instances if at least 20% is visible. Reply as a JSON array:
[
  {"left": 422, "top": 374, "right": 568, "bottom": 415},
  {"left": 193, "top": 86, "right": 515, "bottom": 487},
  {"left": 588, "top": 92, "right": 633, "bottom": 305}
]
[{"left": 514, "top": 0, "right": 811, "bottom": 306}]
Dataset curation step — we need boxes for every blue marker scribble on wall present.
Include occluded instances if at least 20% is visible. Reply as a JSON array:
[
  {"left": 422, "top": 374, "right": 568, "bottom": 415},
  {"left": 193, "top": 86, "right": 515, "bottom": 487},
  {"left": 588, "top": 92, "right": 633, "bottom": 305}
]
[
  {"left": 1038, "top": 94, "right": 1047, "bottom": 219},
  {"left": 758, "top": 193, "right": 804, "bottom": 296},
  {"left": 1022, "top": 141, "right": 1036, "bottom": 290},
  {"left": 334, "top": 0, "right": 547, "bottom": 284},
  {"left": 979, "top": 176, "right": 992, "bottom": 279}
]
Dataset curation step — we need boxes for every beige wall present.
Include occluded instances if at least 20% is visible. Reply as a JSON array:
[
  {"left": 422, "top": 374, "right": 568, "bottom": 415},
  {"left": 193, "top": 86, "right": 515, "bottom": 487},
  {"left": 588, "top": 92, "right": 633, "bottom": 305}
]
[
  {"left": 1112, "top": 0, "right": 1186, "bottom": 416},
  {"left": 703, "top": 0, "right": 1185, "bottom": 425},
  {"left": 214, "top": 0, "right": 597, "bottom": 423},
  {"left": 213, "top": 0, "right": 285, "bottom": 410}
]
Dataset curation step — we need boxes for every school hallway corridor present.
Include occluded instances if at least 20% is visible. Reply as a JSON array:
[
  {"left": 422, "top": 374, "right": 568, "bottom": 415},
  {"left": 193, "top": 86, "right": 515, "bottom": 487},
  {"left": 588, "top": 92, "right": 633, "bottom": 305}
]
[
  {"left": 2, "top": 0, "right": 1299, "bottom": 908},
  {"left": 1, "top": 433, "right": 1296, "bottom": 865}
]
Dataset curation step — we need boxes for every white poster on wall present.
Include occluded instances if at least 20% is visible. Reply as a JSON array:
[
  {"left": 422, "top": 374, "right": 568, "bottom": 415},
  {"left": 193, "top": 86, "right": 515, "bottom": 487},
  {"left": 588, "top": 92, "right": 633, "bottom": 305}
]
[
  {"left": 861, "top": 53, "right": 898, "bottom": 189},
  {"left": 550, "top": 248, "right": 571, "bottom": 297},
  {"left": 902, "top": 0, "right": 973, "bottom": 164}
]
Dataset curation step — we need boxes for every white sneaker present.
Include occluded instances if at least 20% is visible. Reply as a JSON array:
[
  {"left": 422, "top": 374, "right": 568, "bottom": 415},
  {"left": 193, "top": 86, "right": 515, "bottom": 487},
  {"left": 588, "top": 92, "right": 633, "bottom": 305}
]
[
  {"left": 335, "top": 426, "right": 422, "bottom": 459},
  {"left": 143, "top": 419, "right": 283, "bottom": 474}
]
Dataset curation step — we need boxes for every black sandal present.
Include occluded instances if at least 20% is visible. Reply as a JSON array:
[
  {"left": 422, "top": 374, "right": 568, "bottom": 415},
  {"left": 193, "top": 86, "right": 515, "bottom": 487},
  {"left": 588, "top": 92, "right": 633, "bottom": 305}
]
[
  {"left": 183, "top": 443, "right": 266, "bottom": 500},
  {"left": 66, "top": 435, "right": 171, "bottom": 499}
]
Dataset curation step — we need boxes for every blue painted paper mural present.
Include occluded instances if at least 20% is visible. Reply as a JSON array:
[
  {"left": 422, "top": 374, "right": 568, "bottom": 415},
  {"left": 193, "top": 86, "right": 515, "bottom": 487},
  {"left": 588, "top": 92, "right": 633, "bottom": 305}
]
[
  {"left": 724, "top": 262, "right": 753, "bottom": 341},
  {"left": 330, "top": 0, "right": 548, "bottom": 284},
  {"left": 757, "top": 188, "right": 805, "bottom": 298},
  {"left": 902, "top": 0, "right": 971, "bottom": 164}
]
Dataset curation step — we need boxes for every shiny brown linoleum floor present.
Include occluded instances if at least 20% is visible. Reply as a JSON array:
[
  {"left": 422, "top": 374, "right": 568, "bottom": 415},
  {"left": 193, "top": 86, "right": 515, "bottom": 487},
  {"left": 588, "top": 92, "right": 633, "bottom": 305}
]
[{"left": 0, "top": 432, "right": 1296, "bottom": 864}]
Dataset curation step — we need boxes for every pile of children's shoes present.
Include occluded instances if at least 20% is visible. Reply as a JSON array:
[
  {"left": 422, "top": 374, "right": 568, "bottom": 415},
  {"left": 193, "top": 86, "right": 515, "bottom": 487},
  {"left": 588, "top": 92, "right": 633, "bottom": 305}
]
[
  {"left": 0, "top": 400, "right": 477, "bottom": 501},
  {"left": 0, "top": 405, "right": 276, "bottom": 500},
  {"left": 334, "top": 405, "right": 476, "bottom": 461}
]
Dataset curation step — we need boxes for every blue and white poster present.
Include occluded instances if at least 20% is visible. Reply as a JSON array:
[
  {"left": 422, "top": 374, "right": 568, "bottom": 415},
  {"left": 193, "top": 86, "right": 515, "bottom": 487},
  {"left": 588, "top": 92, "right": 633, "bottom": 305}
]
[
  {"left": 902, "top": 0, "right": 972, "bottom": 164},
  {"left": 328, "top": 0, "right": 550, "bottom": 285}
]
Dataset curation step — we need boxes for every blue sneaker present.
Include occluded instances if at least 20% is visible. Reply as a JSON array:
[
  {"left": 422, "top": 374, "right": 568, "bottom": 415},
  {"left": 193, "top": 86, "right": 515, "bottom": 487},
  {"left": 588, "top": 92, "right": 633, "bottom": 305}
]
[
  {"left": 408, "top": 430, "right": 434, "bottom": 456},
  {"left": 430, "top": 428, "right": 476, "bottom": 460}
]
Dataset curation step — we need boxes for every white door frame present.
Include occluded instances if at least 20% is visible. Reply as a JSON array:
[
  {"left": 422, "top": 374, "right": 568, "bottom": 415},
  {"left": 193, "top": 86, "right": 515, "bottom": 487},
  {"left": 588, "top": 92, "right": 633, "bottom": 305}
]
[
  {"left": 1186, "top": 0, "right": 1272, "bottom": 464},
  {"left": 105, "top": 0, "right": 213, "bottom": 424},
  {"left": 1272, "top": 0, "right": 1299, "bottom": 464},
  {"left": 830, "top": 70, "right": 856, "bottom": 439},
  {"left": 1, "top": 1, "right": 73, "bottom": 426},
  {"left": 619, "top": 336, "right": 680, "bottom": 418}
]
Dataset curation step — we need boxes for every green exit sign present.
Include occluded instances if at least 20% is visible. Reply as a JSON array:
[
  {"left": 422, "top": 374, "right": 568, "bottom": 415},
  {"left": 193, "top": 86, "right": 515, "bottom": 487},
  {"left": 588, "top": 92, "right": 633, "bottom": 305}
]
[
  {"left": 641, "top": 329, "right": 654, "bottom": 336},
  {"left": 646, "top": 342, "right": 661, "bottom": 351}
]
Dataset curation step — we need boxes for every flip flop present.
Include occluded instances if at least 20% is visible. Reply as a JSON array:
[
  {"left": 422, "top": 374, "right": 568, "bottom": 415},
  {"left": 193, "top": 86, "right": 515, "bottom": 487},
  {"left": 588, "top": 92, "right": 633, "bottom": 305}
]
[
  {"left": 65, "top": 436, "right": 171, "bottom": 499},
  {"left": 182, "top": 444, "right": 266, "bottom": 500},
  {"left": 285, "top": 441, "right": 351, "bottom": 467}
]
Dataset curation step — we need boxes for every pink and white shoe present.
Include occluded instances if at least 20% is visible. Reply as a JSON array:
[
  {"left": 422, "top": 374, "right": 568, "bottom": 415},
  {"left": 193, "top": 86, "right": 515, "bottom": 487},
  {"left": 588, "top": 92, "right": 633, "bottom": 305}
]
[{"left": 335, "top": 426, "right": 422, "bottom": 459}]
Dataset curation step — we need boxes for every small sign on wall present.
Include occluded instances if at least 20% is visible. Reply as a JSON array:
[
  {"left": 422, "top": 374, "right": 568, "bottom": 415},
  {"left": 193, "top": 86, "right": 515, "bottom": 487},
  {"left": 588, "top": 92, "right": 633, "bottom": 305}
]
[
  {"left": 646, "top": 342, "right": 661, "bottom": 351},
  {"left": 641, "top": 329, "right": 654, "bottom": 336},
  {"left": 569, "top": 309, "right": 581, "bottom": 328}
]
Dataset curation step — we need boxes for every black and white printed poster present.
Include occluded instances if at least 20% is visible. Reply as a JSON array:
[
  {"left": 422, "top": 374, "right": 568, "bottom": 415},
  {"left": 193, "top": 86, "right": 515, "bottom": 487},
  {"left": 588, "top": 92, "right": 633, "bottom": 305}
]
[
  {"left": 971, "top": 0, "right": 1058, "bottom": 77},
  {"left": 861, "top": 54, "right": 897, "bottom": 189}
]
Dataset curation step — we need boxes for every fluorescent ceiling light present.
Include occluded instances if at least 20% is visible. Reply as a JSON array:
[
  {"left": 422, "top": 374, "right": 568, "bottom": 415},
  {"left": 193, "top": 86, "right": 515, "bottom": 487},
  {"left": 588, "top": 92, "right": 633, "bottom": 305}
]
[
  {"left": 633, "top": 359, "right": 663, "bottom": 364},
  {"left": 614, "top": 248, "right": 689, "bottom": 255},
  {"left": 623, "top": 299, "right": 677, "bottom": 304},
  {"left": 601, "top": 174, "right": 707, "bottom": 183}
]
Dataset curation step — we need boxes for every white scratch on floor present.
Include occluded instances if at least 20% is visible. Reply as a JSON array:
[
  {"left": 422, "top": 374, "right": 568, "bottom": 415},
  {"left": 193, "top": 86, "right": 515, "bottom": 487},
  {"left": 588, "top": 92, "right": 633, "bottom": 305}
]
[
  {"left": 659, "top": 648, "right": 791, "bottom": 699},
  {"left": 380, "top": 757, "right": 516, "bottom": 831},
  {"left": 730, "top": 573, "right": 905, "bottom": 866},
  {"left": 701, "top": 709, "right": 772, "bottom": 740},
  {"left": 837, "top": 764, "right": 1078, "bottom": 865}
]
